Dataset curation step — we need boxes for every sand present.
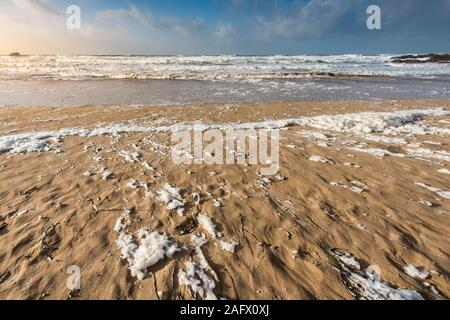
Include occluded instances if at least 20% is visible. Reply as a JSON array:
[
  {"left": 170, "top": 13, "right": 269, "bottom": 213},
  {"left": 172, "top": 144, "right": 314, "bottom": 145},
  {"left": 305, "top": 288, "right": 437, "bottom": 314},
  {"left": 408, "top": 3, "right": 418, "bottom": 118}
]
[{"left": 0, "top": 99, "right": 449, "bottom": 300}]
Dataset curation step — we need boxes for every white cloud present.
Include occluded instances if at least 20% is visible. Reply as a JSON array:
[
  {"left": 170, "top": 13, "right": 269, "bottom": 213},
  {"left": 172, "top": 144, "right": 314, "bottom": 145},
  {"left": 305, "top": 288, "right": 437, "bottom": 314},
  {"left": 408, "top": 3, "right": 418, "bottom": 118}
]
[
  {"left": 96, "top": 5, "right": 154, "bottom": 29},
  {"left": 214, "top": 23, "right": 233, "bottom": 39},
  {"left": 255, "top": 0, "right": 354, "bottom": 37},
  {"left": 13, "top": 0, "right": 60, "bottom": 16}
]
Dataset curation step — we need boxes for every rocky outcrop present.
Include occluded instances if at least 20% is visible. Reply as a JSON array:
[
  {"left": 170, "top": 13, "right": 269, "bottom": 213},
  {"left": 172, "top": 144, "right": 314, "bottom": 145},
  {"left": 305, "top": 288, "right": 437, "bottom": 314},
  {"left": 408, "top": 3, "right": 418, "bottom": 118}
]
[{"left": 392, "top": 54, "right": 450, "bottom": 64}]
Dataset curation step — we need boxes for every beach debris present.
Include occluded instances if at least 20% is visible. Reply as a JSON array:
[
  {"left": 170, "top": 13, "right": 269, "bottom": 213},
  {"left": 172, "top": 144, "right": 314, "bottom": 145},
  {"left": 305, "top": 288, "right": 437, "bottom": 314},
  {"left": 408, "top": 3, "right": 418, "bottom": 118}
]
[
  {"left": 330, "top": 249, "right": 424, "bottom": 300},
  {"left": 330, "top": 181, "right": 364, "bottom": 194},
  {"left": 192, "top": 192, "right": 201, "bottom": 205},
  {"left": 157, "top": 183, "right": 185, "bottom": 216},
  {"left": 309, "top": 155, "right": 334, "bottom": 164},
  {"left": 356, "top": 224, "right": 367, "bottom": 231},
  {"left": 415, "top": 182, "right": 450, "bottom": 200},
  {"left": 176, "top": 218, "right": 198, "bottom": 235},
  {"left": 212, "top": 199, "right": 222, "bottom": 208},
  {"left": 41, "top": 224, "right": 60, "bottom": 254},
  {"left": 343, "top": 162, "right": 361, "bottom": 168},
  {"left": 86, "top": 198, "right": 98, "bottom": 212},
  {"left": 116, "top": 228, "right": 181, "bottom": 280},
  {"left": 418, "top": 200, "right": 433, "bottom": 207},
  {"left": 403, "top": 265, "right": 430, "bottom": 280},
  {"left": 320, "top": 202, "right": 339, "bottom": 220}
]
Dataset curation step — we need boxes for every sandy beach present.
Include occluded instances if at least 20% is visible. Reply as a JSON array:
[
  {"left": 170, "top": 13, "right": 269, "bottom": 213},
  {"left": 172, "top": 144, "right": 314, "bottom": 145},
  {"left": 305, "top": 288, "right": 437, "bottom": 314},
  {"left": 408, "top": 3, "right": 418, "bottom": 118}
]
[{"left": 0, "top": 99, "right": 449, "bottom": 300}]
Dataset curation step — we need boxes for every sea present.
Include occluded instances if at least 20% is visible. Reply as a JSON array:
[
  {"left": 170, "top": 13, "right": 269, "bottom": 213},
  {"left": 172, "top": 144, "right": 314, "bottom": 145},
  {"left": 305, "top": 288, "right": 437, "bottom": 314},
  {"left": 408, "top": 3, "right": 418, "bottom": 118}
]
[{"left": 0, "top": 54, "right": 449, "bottom": 107}]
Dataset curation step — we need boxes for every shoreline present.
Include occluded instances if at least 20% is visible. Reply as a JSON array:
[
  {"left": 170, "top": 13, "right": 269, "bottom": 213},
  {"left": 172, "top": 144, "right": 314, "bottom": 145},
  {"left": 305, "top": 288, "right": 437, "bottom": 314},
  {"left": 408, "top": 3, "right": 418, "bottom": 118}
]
[{"left": 2, "top": 76, "right": 450, "bottom": 108}]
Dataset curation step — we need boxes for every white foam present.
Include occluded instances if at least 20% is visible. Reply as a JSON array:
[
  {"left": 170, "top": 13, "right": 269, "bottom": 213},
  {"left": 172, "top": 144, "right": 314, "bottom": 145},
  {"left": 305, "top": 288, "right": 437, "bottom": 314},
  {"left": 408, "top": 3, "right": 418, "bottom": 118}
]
[
  {"left": 404, "top": 265, "right": 430, "bottom": 280},
  {"left": 309, "top": 155, "right": 334, "bottom": 164},
  {"left": 116, "top": 228, "right": 181, "bottom": 280},
  {"left": 331, "top": 250, "right": 424, "bottom": 300},
  {"left": 178, "top": 260, "right": 218, "bottom": 300},
  {"left": 197, "top": 213, "right": 238, "bottom": 253},
  {"left": 2, "top": 54, "right": 449, "bottom": 81},
  {"left": 333, "top": 250, "right": 361, "bottom": 269},
  {"left": 218, "top": 239, "right": 239, "bottom": 253},
  {"left": 298, "top": 131, "right": 330, "bottom": 140},
  {"left": 114, "top": 209, "right": 131, "bottom": 233},
  {"left": 83, "top": 171, "right": 92, "bottom": 177},
  {"left": 158, "top": 184, "right": 185, "bottom": 215},
  {"left": 363, "top": 134, "right": 407, "bottom": 145},
  {"left": 191, "top": 234, "right": 218, "bottom": 281},
  {"left": 297, "top": 108, "right": 449, "bottom": 135},
  {"left": 416, "top": 182, "right": 450, "bottom": 200},
  {"left": 98, "top": 167, "right": 113, "bottom": 180},
  {"left": 348, "top": 147, "right": 394, "bottom": 158},
  {"left": 198, "top": 214, "right": 220, "bottom": 239},
  {"left": 120, "top": 150, "right": 141, "bottom": 163},
  {"left": 0, "top": 131, "right": 55, "bottom": 153},
  {"left": 1, "top": 108, "right": 447, "bottom": 155},
  {"left": 127, "top": 179, "right": 148, "bottom": 190},
  {"left": 330, "top": 181, "right": 364, "bottom": 194},
  {"left": 404, "top": 147, "right": 450, "bottom": 162}
]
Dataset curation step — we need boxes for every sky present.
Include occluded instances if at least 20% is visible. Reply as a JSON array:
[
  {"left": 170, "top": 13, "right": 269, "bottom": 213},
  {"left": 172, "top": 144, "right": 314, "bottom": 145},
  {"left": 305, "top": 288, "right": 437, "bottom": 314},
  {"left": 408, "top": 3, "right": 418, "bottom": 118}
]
[{"left": 1, "top": 0, "right": 450, "bottom": 55}]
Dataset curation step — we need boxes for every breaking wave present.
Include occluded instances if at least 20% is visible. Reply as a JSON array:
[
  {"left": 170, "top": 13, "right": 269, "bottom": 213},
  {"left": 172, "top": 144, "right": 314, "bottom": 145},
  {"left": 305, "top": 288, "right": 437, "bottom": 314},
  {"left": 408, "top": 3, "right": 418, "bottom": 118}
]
[{"left": 1, "top": 54, "right": 449, "bottom": 81}]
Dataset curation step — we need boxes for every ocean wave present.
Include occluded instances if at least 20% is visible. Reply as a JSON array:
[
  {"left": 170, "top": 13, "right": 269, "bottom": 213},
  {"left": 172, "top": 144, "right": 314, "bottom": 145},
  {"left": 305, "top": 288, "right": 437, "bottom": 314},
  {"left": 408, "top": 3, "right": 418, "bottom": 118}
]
[{"left": 0, "top": 54, "right": 449, "bottom": 81}]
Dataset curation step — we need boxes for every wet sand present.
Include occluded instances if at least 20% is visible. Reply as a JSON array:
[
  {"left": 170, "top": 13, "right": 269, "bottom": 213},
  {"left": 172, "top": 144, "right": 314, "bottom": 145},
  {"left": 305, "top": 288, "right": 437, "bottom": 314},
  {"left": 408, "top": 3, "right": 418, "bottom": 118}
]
[{"left": 0, "top": 99, "right": 449, "bottom": 300}]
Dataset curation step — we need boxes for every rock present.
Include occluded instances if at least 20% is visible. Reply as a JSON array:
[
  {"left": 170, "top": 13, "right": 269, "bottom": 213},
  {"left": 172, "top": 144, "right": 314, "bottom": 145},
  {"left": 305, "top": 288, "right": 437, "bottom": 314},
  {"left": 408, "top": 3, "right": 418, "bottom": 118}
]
[{"left": 391, "top": 53, "right": 450, "bottom": 64}]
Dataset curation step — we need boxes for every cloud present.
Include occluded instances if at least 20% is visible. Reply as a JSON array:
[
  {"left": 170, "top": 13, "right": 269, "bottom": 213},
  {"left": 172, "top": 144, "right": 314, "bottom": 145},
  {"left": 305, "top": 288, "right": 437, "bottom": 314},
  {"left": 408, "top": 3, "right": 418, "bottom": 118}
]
[
  {"left": 214, "top": 23, "right": 233, "bottom": 39},
  {"left": 13, "top": 0, "right": 60, "bottom": 16},
  {"left": 96, "top": 5, "right": 154, "bottom": 29},
  {"left": 1, "top": 0, "right": 450, "bottom": 54}
]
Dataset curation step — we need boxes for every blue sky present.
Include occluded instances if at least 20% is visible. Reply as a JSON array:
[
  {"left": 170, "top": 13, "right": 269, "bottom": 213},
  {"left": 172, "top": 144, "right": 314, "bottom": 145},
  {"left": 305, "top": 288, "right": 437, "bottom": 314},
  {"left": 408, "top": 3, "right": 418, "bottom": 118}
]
[{"left": 1, "top": 0, "right": 450, "bottom": 55}]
